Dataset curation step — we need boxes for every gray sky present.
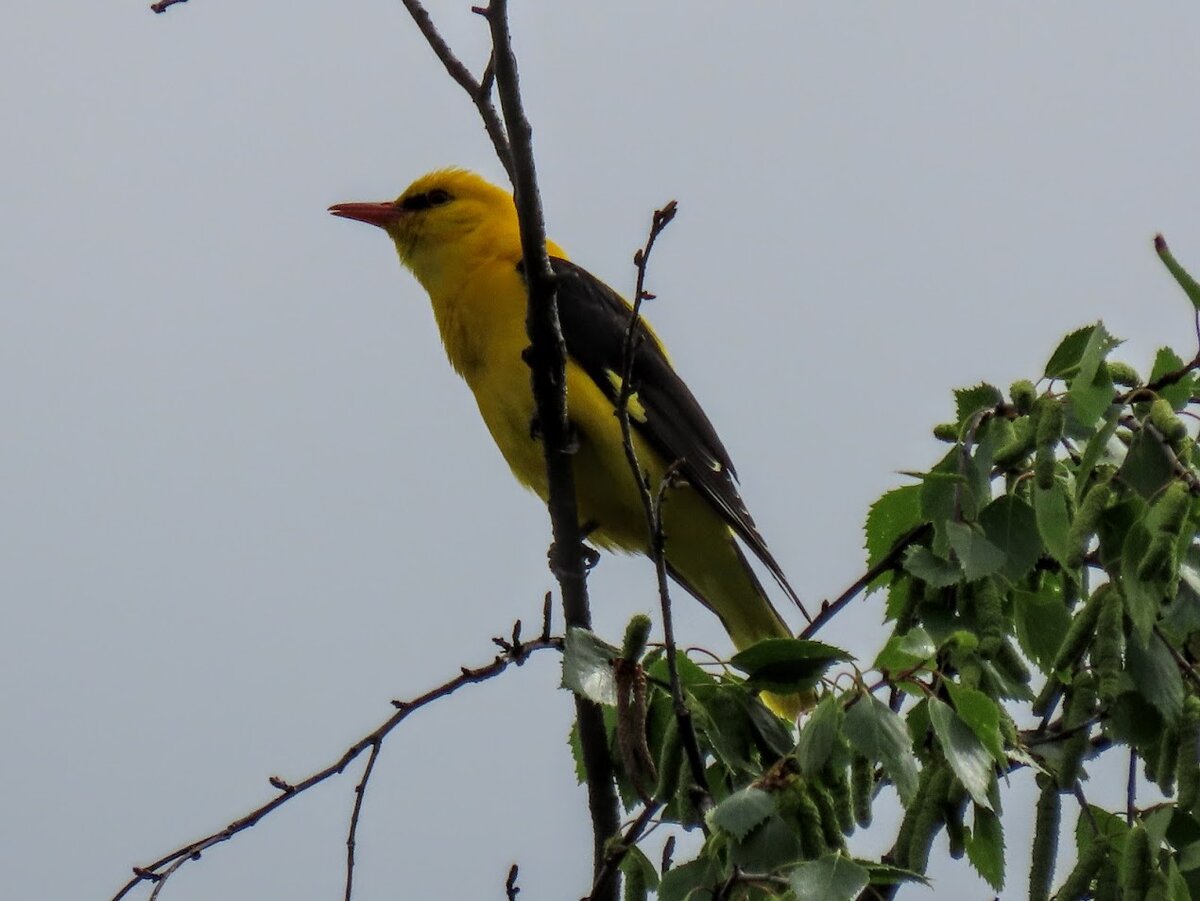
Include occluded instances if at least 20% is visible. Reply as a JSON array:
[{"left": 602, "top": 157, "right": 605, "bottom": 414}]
[{"left": 4, "top": 4, "right": 1200, "bottom": 900}]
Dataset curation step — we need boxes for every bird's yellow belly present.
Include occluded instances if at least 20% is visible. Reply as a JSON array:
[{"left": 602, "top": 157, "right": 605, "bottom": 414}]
[{"left": 467, "top": 355, "right": 659, "bottom": 554}]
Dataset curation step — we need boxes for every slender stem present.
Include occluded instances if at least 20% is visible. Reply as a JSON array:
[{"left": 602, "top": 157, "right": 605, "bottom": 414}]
[{"left": 344, "top": 740, "right": 382, "bottom": 901}]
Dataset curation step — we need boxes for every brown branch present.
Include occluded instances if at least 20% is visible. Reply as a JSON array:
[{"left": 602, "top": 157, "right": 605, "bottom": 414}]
[
  {"left": 505, "top": 863, "right": 520, "bottom": 900},
  {"left": 344, "top": 739, "right": 382, "bottom": 901},
  {"left": 398, "top": 1, "right": 513, "bottom": 180},
  {"left": 150, "top": 0, "right": 188, "bottom": 12},
  {"left": 480, "top": 0, "right": 621, "bottom": 888},
  {"left": 586, "top": 801, "right": 663, "bottom": 901},
  {"left": 110, "top": 622, "right": 560, "bottom": 901},
  {"left": 801, "top": 523, "right": 932, "bottom": 638}
]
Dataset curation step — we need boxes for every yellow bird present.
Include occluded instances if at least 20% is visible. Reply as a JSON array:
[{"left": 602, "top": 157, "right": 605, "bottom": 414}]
[{"left": 330, "top": 169, "right": 805, "bottom": 700}]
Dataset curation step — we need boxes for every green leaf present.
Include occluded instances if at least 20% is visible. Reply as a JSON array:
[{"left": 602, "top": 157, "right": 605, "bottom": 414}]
[
  {"left": 1033, "top": 481, "right": 1072, "bottom": 567},
  {"left": 708, "top": 786, "right": 776, "bottom": 841},
  {"left": 860, "top": 860, "right": 930, "bottom": 887},
  {"left": 1126, "top": 631, "right": 1185, "bottom": 722},
  {"left": 658, "top": 855, "right": 718, "bottom": 901},
  {"left": 1155, "top": 235, "right": 1200, "bottom": 311},
  {"left": 1046, "top": 325, "right": 1097, "bottom": 380},
  {"left": 729, "top": 813, "right": 803, "bottom": 872},
  {"left": 901, "top": 545, "right": 963, "bottom": 587},
  {"left": 843, "top": 694, "right": 921, "bottom": 804},
  {"left": 945, "top": 683, "right": 1007, "bottom": 766},
  {"left": 796, "top": 694, "right": 843, "bottom": 776},
  {"left": 1121, "top": 430, "right": 1177, "bottom": 500},
  {"left": 928, "top": 697, "right": 995, "bottom": 809},
  {"left": 1150, "top": 347, "right": 1197, "bottom": 411},
  {"left": 1123, "top": 520, "right": 1166, "bottom": 643},
  {"left": 1076, "top": 406, "right": 1124, "bottom": 500},
  {"left": 646, "top": 650, "right": 716, "bottom": 691},
  {"left": 562, "top": 627, "right": 619, "bottom": 705},
  {"left": 978, "top": 495, "right": 1042, "bottom": 583},
  {"left": 874, "top": 627, "right": 936, "bottom": 673},
  {"left": 620, "top": 845, "right": 660, "bottom": 893},
  {"left": 789, "top": 854, "right": 870, "bottom": 901},
  {"left": 966, "top": 803, "right": 1006, "bottom": 890},
  {"left": 688, "top": 685, "right": 760, "bottom": 775},
  {"left": 1068, "top": 321, "right": 1119, "bottom": 429},
  {"left": 954, "top": 383, "right": 1004, "bottom": 425},
  {"left": 729, "top": 638, "right": 852, "bottom": 694},
  {"left": 865, "top": 484, "right": 924, "bottom": 573},
  {"left": 946, "top": 521, "right": 1006, "bottom": 580},
  {"left": 1013, "top": 586, "right": 1072, "bottom": 672}
]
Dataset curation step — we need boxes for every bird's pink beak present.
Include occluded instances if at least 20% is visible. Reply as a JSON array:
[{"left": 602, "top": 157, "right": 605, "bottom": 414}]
[{"left": 328, "top": 201, "right": 403, "bottom": 229}]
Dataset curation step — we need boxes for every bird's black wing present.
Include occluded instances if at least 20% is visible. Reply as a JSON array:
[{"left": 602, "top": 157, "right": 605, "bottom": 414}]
[{"left": 546, "top": 257, "right": 803, "bottom": 613}]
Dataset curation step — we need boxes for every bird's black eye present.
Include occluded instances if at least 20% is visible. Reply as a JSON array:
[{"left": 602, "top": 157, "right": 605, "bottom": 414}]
[
  {"left": 399, "top": 189, "right": 454, "bottom": 211},
  {"left": 427, "top": 189, "right": 453, "bottom": 206}
]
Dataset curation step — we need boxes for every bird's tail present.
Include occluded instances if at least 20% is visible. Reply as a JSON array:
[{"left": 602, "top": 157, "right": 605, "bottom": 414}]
[{"left": 661, "top": 491, "right": 810, "bottom": 721}]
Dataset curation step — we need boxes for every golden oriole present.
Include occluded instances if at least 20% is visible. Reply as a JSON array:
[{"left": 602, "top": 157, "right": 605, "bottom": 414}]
[{"left": 330, "top": 169, "right": 805, "bottom": 711}]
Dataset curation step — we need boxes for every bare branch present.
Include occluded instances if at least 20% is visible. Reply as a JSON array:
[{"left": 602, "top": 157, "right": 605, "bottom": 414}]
[
  {"left": 481, "top": 0, "right": 621, "bottom": 886},
  {"left": 586, "top": 802, "right": 663, "bottom": 901},
  {"left": 150, "top": 0, "right": 188, "bottom": 13},
  {"left": 111, "top": 625, "right": 560, "bottom": 901},
  {"left": 344, "top": 740, "right": 382, "bottom": 901},
  {"left": 397, "top": 0, "right": 513, "bottom": 179},
  {"left": 801, "top": 523, "right": 932, "bottom": 639},
  {"left": 505, "top": 863, "right": 520, "bottom": 900}
]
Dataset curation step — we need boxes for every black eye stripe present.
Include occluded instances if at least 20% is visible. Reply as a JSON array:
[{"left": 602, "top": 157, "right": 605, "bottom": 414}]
[{"left": 400, "top": 189, "right": 453, "bottom": 211}]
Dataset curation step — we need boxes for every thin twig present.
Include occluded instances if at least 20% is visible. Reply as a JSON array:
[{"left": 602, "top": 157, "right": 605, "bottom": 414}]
[
  {"left": 149, "top": 0, "right": 188, "bottom": 12},
  {"left": 482, "top": 0, "right": 620, "bottom": 887},
  {"left": 801, "top": 523, "right": 932, "bottom": 638},
  {"left": 111, "top": 624, "right": 559, "bottom": 901},
  {"left": 614, "top": 204, "right": 712, "bottom": 816},
  {"left": 505, "top": 863, "right": 520, "bottom": 900},
  {"left": 344, "top": 739, "right": 382, "bottom": 901},
  {"left": 398, "top": 0, "right": 513, "bottom": 179}
]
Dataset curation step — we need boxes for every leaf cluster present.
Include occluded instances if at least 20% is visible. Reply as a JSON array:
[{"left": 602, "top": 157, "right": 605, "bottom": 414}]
[{"left": 560, "top": 249, "right": 1200, "bottom": 899}]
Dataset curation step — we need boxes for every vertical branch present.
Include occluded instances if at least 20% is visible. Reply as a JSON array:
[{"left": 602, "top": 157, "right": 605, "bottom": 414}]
[
  {"left": 614, "top": 202, "right": 712, "bottom": 816},
  {"left": 344, "top": 740, "right": 381, "bottom": 901},
  {"left": 480, "top": 0, "right": 620, "bottom": 888}
]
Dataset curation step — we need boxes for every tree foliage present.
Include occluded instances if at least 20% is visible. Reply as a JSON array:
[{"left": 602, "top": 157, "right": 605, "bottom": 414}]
[{"left": 564, "top": 245, "right": 1200, "bottom": 899}]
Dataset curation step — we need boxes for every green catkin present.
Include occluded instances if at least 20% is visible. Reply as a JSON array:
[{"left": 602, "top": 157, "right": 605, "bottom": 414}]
[
  {"left": 1010, "top": 379, "right": 1037, "bottom": 414},
  {"left": 1119, "top": 824, "right": 1152, "bottom": 901},
  {"left": 975, "top": 578, "right": 1004, "bottom": 658},
  {"left": 1029, "top": 778, "right": 1061, "bottom": 901},
  {"left": 826, "top": 764, "right": 855, "bottom": 835},
  {"left": 621, "top": 614, "right": 652, "bottom": 661},
  {"left": 1066, "top": 478, "right": 1112, "bottom": 568},
  {"left": 1055, "top": 839, "right": 1107, "bottom": 901},
  {"left": 1058, "top": 672, "right": 1098, "bottom": 789},
  {"left": 1107, "top": 360, "right": 1141, "bottom": 388},
  {"left": 1034, "top": 397, "right": 1065, "bottom": 489},
  {"left": 958, "top": 658, "right": 983, "bottom": 691},
  {"left": 1051, "top": 586, "right": 1108, "bottom": 672},
  {"left": 1093, "top": 586, "right": 1125, "bottom": 701},
  {"left": 987, "top": 416, "right": 1015, "bottom": 452},
  {"left": 1148, "top": 397, "right": 1189, "bottom": 445},
  {"left": 905, "top": 764, "right": 952, "bottom": 873},
  {"left": 1176, "top": 695, "right": 1200, "bottom": 812},
  {"left": 933, "top": 422, "right": 959, "bottom": 442},
  {"left": 806, "top": 779, "right": 846, "bottom": 851},
  {"left": 993, "top": 639, "right": 1032, "bottom": 685},
  {"left": 792, "top": 777, "right": 828, "bottom": 860},
  {"left": 851, "top": 754, "right": 874, "bottom": 829},
  {"left": 994, "top": 415, "right": 1037, "bottom": 468}
]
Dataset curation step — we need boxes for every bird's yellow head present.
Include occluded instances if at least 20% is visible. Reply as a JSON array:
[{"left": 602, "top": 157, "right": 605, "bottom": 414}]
[{"left": 330, "top": 169, "right": 535, "bottom": 288}]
